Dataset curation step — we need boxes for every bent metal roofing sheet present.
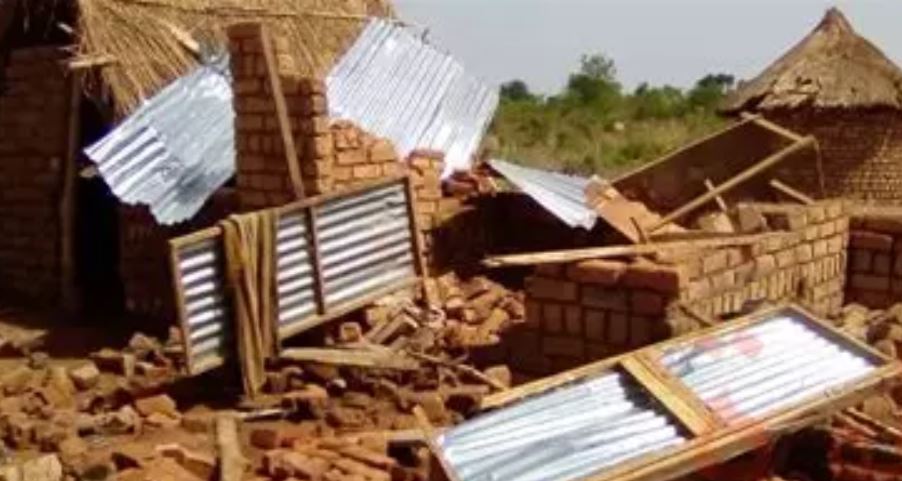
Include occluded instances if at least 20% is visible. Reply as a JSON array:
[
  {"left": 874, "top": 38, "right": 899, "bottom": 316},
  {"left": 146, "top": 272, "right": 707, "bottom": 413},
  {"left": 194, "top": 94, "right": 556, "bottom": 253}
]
[
  {"left": 434, "top": 304, "right": 900, "bottom": 481},
  {"left": 84, "top": 55, "right": 234, "bottom": 225},
  {"left": 327, "top": 18, "right": 499, "bottom": 177}
]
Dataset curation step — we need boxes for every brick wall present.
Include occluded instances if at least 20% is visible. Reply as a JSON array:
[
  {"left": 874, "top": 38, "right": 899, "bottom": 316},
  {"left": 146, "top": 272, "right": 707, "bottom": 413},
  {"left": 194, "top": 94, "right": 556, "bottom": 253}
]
[
  {"left": 227, "top": 23, "right": 461, "bottom": 272},
  {"left": 0, "top": 47, "right": 69, "bottom": 303},
  {"left": 495, "top": 201, "right": 850, "bottom": 376},
  {"left": 767, "top": 109, "right": 902, "bottom": 201},
  {"left": 845, "top": 215, "right": 902, "bottom": 309}
]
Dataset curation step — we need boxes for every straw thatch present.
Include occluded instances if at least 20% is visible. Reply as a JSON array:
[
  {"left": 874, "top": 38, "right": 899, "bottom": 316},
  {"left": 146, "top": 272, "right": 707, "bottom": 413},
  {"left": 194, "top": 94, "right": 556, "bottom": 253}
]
[
  {"left": 722, "top": 8, "right": 902, "bottom": 112},
  {"left": 74, "top": 0, "right": 394, "bottom": 115}
]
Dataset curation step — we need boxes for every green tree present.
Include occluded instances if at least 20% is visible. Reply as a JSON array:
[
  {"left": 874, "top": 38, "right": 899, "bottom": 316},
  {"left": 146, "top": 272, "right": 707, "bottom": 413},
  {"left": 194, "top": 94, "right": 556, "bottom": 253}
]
[
  {"left": 564, "top": 54, "right": 622, "bottom": 112},
  {"left": 688, "top": 73, "right": 735, "bottom": 109},
  {"left": 500, "top": 80, "right": 536, "bottom": 103}
]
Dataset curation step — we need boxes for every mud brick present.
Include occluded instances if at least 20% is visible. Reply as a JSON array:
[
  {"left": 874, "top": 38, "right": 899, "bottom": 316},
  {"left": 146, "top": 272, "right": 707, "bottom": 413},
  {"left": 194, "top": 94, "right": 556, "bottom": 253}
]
[
  {"left": 755, "top": 254, "right": 777, "bottom": 275},
  {"left": 584, "top": 310, "right": 605, "bottom": 341},
  {"left": 333, "top": 166, "right": 352, "bottom": 181},
  {"left": 850, "top": 274, "right": 890, "bottom": 292},
  {"left": 734, "top": 262, "right": 754, "bottom": 284},
  {"left": 564, "top": 306, "right": 582, "bottom": 335},
  {"left": 542, "top": 303, "right": 563, "bottom": 332},
  {"left": 803, "top": 225, "right": 820, "bottom": 242},
  {"left": 685, "top": 278, "right": 711, "bottom": 302},
  {"left": 630, "top": 290, "right": 665, "bottom": 315},
  {"left": 818, "top": 220, "right": 837, "bottom": 238},
  {"left": 786, "top": 211, "right": 809, "bottom": 230},
  {"left": 849, "top": 231, "right": 893, "bottom": 252},
  {"left": 566, "top": 260, "right": 625, "bottom": 285},
  {"left": 825, "top": 202, "right": 843, "bottom": 220},
  {"left": 701, "top": 249, "right": 729, "bottom": 274},
  {"left": 775, "top": 249, "right": 796, "bottom": 268},
  {"left": 807, "top": 205, "right": 826, "bottom": 223},
  {"left": 834, "top": 217, "right": 849, "bottom": 233},
  {"left": 535, "top": 264, "right": 563, "bottom": 278},
  {"left": 621, "top": 263, "right": 682, "bottom": 293},
  {"left": 607, "top": 312, "right": 629, "bottom": 346},
  {"left": 714, "top": 269, "right": 736, "bottom": 290},
  {"left": 581, "top": 286, "right": 628, "bottom": 311},
  {"left": 724, "top": 248, "right": 745, "bottom": 268},
  {"left": 301, "top": 117, "right": 329, "bottom": 135},
  {"left": 368, "top": 139, "right": 396, "bottom": 162},
  {"left": 336, "top": 150, "right": 366, "bottom": 166},
  {"left": 304, "top": 135, "right": 333, "bottom": 158},
  {"left": 796, "top": 243, "right": 813, "bottom": 263},
  {"left": 735, "top": 204, "right": 767, "bottom": 232},
  {"left": 763, "top": 235, "right": 785, "bottom": 253},
  {"left": 873, "top": 253, "right": 892, "bottom": 276},
  {"left": 352, "top": 164, "right": 382, "bottom": 179},
  {"left": 812, "top": 239, "right": 828, "bottom": 258},
  {"left": 826, "top": 234, "right": 844, "bottom": 255},
  {"left": 543, "top": 336, "right": 584, "bottom": 359},
  {"left": 302, "top": 95, "right": 328, "bottom": 115}
]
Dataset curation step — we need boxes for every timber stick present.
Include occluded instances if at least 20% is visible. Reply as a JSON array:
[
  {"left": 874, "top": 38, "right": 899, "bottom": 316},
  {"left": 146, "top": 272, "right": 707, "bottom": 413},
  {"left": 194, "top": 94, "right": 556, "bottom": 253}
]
[
  {"left": 483, "top": 232, "right": 788, "bottom": 267},
  {"left": 704, "top": 178, "right": 728, "bottom": 213},
  {"left": 742, "top": 113, "right": 805, "bottom": 143},
  {"left": 647, "top": 136, "right": 816, "bottom": 233},
  {"left": 630, "top": 217, "right": 649, "bottom": 243},
  {"left": 260, "top": 26, "right": 305, "bottom": 199},
  {"left": 407, "top": 350, "right": 507, "bottom": 392},
  {"left": 280, "top": 347, "right": 419, "bottom": 371},
  {"left": 769, "top": 179, "right": 814, "bottom": 205},
  {"left": 60, "top": 72, "right": 81, "bottom": 314},
  {"left": 215, "top": 414, "right": 247, "bottom": 481}
]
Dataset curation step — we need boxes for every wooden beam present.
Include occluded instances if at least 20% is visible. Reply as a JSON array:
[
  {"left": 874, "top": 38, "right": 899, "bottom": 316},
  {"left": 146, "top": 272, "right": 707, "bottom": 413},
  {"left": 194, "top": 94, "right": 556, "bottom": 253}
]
[
  {"left": 280, "top": 347, "right": 420, "bottom": 371},
  {"left": 60, "top": 72, "right": 82, "bottom": 314},
  {"left": 67, "top": 54, "right": 117, "bottom": 70},
  {"left": 769, "top": 179, "right": 814, "bottom": 205},
  {"left": 215, "top": 414, "right": 248, "bottom": 481},
  {"left": 482, "top": 232, "right": 789, "bottom": 268},
  {"left": 646, "top": 136, "right": 816, "bottom": 233},
  {"left": 741, "top": 112, "right": 805, "bottom": 143},
  {"left": 259, "top": 26, "right": 305, "bottom": 199},
  {"left": 704, "top": 178, "right": 728, "bottom": 213}
]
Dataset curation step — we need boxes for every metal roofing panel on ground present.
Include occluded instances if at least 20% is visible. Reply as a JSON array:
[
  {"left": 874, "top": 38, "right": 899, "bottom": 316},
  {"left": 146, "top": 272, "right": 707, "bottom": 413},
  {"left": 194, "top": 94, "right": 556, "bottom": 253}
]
[
  {"left": 489, "top": 158, "right": 598, "bottom": 229},
  {"left": 84, "top": 55, "right": 234, "bottom": 225},
  {"left": 327, "top": 18, "right": 499, "bottom": 177},
  {"left": 660, "top": 313, "right": 878, "bottom": 424},
  {"left": 438, "top": 371, "right": 686, "bottom": 481}
]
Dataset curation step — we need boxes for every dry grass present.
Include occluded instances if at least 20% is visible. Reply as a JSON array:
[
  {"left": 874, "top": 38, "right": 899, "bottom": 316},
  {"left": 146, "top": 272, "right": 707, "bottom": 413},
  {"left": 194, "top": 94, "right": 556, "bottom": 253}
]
[{"left": 75, "top": 0, "right": 394, "bottom": 115}]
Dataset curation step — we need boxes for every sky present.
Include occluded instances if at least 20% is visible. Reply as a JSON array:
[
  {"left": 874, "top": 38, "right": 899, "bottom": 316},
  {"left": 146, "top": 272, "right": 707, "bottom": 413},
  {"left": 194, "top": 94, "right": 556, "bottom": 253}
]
[{"left": 394, "top": 0, "right": 902, "bottom": 94}]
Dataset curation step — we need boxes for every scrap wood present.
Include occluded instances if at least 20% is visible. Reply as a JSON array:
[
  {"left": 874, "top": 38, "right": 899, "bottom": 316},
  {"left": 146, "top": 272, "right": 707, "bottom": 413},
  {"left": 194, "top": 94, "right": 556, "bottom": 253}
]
[
  {"left": 68, "top": 54, "right": 117, "bottom": 70},
  {"left": 216, "top": 413, "right": 248, "bottom": 481},
  {"left": 406, "top": 351, "right": 507, "bottom": 392},
  {"left": 280, "top": 348, "right": 419, "bottom": 371},
  {"left": 483, "top": 231, "right": 789, "bottom": 267},
  {"left": 704, "top": 178, "right": 729, "bottom": 213},
  {"left": 845, "top": 408, "right": 902, "bottom": 442},
  {"left": 770, "top": 179, "right": 815, "bottom": 205}
]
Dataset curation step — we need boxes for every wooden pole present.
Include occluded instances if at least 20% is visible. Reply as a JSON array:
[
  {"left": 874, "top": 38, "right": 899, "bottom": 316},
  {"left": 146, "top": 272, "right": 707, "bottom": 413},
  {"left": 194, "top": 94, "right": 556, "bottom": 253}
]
[
  {"left": 260, "top": 26, "right": 305, "bottom": 199},
  {"left": 482, "top": 232, "right": 788, "bottom": 268},
  {"left": 769, "top": 179, "right": 814, "bottom": 205},
  {"left": 704, "top": 178, "right": 728, "bottom": 213},
  {"left": 647, "top": 136, "right": 816, "bottom": 233}
]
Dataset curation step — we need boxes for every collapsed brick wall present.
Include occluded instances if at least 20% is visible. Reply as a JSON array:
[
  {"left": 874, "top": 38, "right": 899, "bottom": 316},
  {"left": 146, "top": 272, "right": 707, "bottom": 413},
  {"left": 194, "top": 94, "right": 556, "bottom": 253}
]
[
  {"left": 767, "top": 109, "right": 902, "bottom": 201},
  {"left": 227, "top": 23, "right": 464, "bottom": 273},
  {"left": 495, "top": 201, "right": 850, "bottom": 376},
  {"left": 845, "top": 215, "right": 902, "bottom": 309},
  {"left": 0, "top": 47, "right": 69, "bottom": 303}
]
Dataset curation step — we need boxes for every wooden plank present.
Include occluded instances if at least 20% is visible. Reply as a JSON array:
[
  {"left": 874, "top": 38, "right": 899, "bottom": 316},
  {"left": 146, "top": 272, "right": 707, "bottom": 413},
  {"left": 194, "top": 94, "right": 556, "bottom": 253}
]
[
  {"left": 259, "top": 25, "right": 305, "bottom": 199},
  {"left": 60, "top": 72, "right": 82, "bottom": 314},
  {"left": 622, "top": 356, "right": 719, "bottom": 436},
  {"left": 482, "top": 231, "right": 789, "bottom": 268},
  {"left": 215, "top": 414, "right": 248, "bottom": 481},
  {"left": 769, "top": 179, "right": 815, "bottom": 205},
  {"left": 742, "top": 113, "right": 805, "bottom": 143},
  {"left": 403, "top": 175, "right": 434, "bottom": 305},
  {"left": 280, "top": 347, "right": 419, "bottom": 371},
  {"left": 275, "top": 174, "right": 408, "bottom": 218},
  {"left": 413, "top": 406, "right": 464, "bottom": 481},
  {"left": 704, "top": 178, "right": 728, "bottom": 213},
  {"left": 646, "top": 136, "right": 816, "bottom": 233},
  {"left": 305, "top": 206, "right": 327, "bottom": 315}
]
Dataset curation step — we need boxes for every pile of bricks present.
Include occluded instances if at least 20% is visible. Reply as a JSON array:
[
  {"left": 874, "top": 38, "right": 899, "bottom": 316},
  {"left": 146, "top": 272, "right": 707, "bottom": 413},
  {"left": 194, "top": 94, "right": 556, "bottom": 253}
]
[
  {"left": 0, "top": 47, "right": 69, "bottom": 302},
  {"left": 846, "top": 216, "right": 902, "bottom": 309},
  {"left": 499, "top": 201, "right": 850, "bottom": 376}
]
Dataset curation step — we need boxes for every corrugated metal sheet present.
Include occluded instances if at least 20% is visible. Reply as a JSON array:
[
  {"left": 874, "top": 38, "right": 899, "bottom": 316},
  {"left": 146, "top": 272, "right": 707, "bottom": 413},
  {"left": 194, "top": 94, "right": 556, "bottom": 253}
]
[
  {"left": 84, "top": 55, "right": 234, "bottom": 225},
  {"left": 437, "top": 371, "right": 687, "bottom": 481},
  {"left": 273, "top": 179, "right": 418, "bottom": 338},
  {"left": 172, "top": 234, "right": 231, "bottom": 374},
  {"left": 661, "top": 314, "right": 877, "bottom": 423},
  {"left": 327, "top": 18, "right": 499, "bottom": 177},
  {"left": 489, "top": 158, "right": 598, "bottom": 229}
]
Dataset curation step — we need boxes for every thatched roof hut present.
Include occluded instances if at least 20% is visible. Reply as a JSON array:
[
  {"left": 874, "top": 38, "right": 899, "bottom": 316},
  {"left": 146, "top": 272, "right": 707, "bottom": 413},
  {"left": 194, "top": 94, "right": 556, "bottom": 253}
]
[
  {"left": 721, "top": 8, "right": 902, "bottom": 203},
  {"left": 2, "top": 0, "right": 394, "bottom": 114},
  {"left": 723, "top": 7, "right": 902, "bottom": 112}
]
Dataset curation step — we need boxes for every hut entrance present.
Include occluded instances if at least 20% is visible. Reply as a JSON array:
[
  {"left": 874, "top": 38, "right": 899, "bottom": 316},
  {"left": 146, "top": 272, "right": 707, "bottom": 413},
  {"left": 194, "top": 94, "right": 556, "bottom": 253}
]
[{"left": 73, "top": 97, "right": 123, "bottom": 318}]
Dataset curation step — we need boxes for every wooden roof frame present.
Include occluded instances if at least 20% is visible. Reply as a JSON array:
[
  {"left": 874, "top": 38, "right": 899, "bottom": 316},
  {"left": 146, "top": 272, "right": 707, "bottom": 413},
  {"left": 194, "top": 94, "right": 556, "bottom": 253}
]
[{"left": 430, "top": 303, "right": 902, "bottom": 481}]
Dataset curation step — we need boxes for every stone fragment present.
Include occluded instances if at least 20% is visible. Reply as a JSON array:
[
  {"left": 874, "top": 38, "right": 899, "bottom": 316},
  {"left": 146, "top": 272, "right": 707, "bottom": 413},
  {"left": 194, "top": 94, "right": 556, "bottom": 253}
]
[{"left": 68, "top": 363, "right": 100, "bottom": 390}]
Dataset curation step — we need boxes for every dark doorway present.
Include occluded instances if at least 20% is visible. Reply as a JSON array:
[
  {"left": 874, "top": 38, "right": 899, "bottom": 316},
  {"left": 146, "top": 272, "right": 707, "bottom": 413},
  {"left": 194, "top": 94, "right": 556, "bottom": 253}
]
[{"left": 73, "top": 97, "right": 123, "bottom": 319}]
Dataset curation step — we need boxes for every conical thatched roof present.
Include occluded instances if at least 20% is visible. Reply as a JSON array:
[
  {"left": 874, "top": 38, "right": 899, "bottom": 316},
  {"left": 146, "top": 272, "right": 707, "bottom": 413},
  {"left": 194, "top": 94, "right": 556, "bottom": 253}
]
[
  {"left": 72, "top": 0, "right": 394, "bottom": 115},
  {"left": 723, "top": 8, "right": 902, "bottom": 112}
]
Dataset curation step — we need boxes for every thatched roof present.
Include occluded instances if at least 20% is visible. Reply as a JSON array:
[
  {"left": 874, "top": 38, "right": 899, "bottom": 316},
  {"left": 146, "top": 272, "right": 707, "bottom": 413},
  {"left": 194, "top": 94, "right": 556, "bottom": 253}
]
[
  {"left": 73, "top": 0, "right": 394, "bottom": 115},
  {"left": 722, "top": 8, "right": 902, "bottom": 112}
]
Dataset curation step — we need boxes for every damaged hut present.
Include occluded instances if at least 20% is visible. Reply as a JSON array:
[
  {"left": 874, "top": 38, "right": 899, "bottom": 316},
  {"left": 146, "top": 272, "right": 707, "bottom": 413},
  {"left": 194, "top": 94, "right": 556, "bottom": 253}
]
[{"left": 722, "top": 7, "right": 902, "bottom": 202}]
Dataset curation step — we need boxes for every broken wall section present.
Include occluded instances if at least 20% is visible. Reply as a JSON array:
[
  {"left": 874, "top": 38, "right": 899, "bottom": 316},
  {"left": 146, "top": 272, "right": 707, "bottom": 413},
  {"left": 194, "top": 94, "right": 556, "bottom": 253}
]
[
  {"left": 227, "top": 23, "right": 468, "bottom": 274},
  {"left": 0, "top": 47, "right": 69, "bottom": 303},
  {"left": 494, "top": 201, "right": 850, "bottom": 376},
  {"left": 845, "top": 211, "right": 902, "bottom": 309}
]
